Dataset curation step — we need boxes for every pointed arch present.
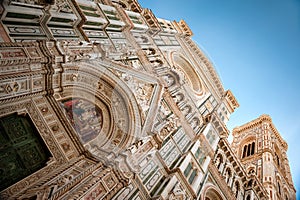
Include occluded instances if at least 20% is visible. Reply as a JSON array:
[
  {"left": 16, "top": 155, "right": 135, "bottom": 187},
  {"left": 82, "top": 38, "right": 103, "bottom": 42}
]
[
  {"left": 54, "top": 60, "right": 142, "bottom": 156},
  {"left": 202, "top": 184, "right": 226, "bottom": 200}
]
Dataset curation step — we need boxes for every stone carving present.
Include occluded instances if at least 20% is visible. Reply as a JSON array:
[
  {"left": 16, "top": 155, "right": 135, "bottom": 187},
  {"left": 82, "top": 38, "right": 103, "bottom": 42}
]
[
  {"left": 0, "top": 100, "right": 68, "bottom": 198},
  {"left": 12, "top": 0, "right": 54, "bottom": 5},
  {"left": 172, "top": 92, "right": 184, "bottom": 103},
  {"left": 142, "top": 48, "right": 156, "bottom": 55},
  {"left": 163, "top": 74, "right": 176, "bottom": 87},
  {"left": 150, "top": 59, "right": 163, "bottom": 68},
  {"left": 167, "top": 182, "right": 187, "bottom": 200},
  {"left": 51, "top": 28, "right": 75, "bottom": 36},
  {"left": 181, "top": 105, "right": 192, "bottom": 117},
  {"left": 59, "top": 41, "right": 101, "bottom": 62},
  {"left": 8, "top": 26, "right": 42, "bottom": 34},
  {"left": 134, "top": 34, "right": 149, "bottom": 44},
  {"left": 159, "top": 117, "right": 179, "bottom": 138},
  {"left": 51, "top": 0, "right": 73, "bottom": 13},
  {"left": 0, "top": 1, "right": 295, "bottom": 199},
  {"left": 190, "top": 117, "right": 200, "bottom": 129},
  {"left": 113, "top": 71, "right": 154, "bottom": 114},
  {"left": 1, "top": 82, "right": 20, "bottom": 94},
  {"left": 0, "top": 48, "right": 26, "bottom": 59},
  {"left": 125, "top": 137, "right": 156, "bottom": 174},
  {"left": 128, "top": 59, "right": 143, "bottom": 70}
]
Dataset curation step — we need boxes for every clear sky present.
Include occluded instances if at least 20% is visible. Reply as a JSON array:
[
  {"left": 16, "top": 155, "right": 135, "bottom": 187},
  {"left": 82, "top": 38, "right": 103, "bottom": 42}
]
[{"left": 138, "top": 0, "right": 300, "bottom": 198}]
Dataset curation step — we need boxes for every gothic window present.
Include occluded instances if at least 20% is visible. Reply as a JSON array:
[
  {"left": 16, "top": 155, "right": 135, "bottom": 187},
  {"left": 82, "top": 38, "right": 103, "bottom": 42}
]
[
  {"left": 204, "top": 188, "right": 224, "bottom": 200},
  {"left": 206, "top": 130, "right": 216, "bottom": 145},
  {"left": 225, "top": 168, "right": 232, "bottom": 183},
  {"left": 195, "top": 148, "right": 200, "bottom": 158},
  {"left": 184, "top": 162, "right": 198, "bottom": 184},
  {"left": 234, "top": 182, "right": 240, "bottom": 198},
  {"left": 199, "top": 154, "right": 206, "bottom": 165},
  {"left": 246, "top": 195, "right": 251, "bottom": 200},
  {"left": 278, "top": 182, "right": 281, "bottom": 195},
  {"left": 195, "top": 147, "right": 206, "bottom": 165},
  {"left": 247, "top": 143, "right": 251, "bottom": 156},
  {"left": 251, "top": 142, "right": 255, "bottom": 155},
  {"left": 242, "top": 141, "right": 255, "bottom": 158},
  {"left": 184, "top": 162, "right": 192, "bottom": 177},
  {"left": 276, "top": 154, "right": 280, "bottom": 166},
  {"left": 188, "top": 169, "right": 197, "bottom": 184},
  {"left": 214, "top": 154, "right": 223, "bottom": 170},
  {"left": 0, "top": 113, "right": 51, "bottom": 191},
  {"left": 243, "top": 145, "right": 247, "bottom": 158},
  {"left": 248, "top": 179, "right": 253, "bottom": 187}
]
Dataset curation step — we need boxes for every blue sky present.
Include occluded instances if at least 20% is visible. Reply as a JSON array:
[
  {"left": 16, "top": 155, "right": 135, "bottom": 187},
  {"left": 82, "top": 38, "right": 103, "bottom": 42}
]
[{"left": 138, "top": 0, "right": 300, "bottom": 197}]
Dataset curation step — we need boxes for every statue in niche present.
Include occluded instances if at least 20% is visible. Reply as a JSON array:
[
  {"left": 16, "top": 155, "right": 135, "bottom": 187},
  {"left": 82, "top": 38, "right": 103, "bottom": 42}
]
[
  {"left": 163, "top": 74, "right": 175, "bottom": 87},
  {"left": 160, "top": 117, "right": 178, "bottom": 138},
  {"left": 60, "top": 98, "right": 103, "bottom": 143},
  {"left": 190, "top": 117, "right": 200, "bottom": 129}
]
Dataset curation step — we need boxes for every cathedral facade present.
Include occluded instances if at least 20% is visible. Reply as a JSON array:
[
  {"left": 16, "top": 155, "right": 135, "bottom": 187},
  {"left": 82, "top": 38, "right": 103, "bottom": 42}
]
[{"left": 0, "top": 0, "right": 295, "bottom": 199}]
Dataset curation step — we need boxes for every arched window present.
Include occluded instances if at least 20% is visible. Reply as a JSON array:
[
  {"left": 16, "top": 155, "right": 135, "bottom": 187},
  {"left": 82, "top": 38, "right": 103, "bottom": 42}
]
[
  {"left": 247, "top": 143, "right": 251, "bottom": 156},
  {"left": 184, "top": 162, "right": 192, "bottom": 177},
  {"left": 204, "top": 187, "right": 225, "bottom": 200},
  {"left": 225, "top": 168, "right": 232, "bottom": 183},
  {"left": 248, "top": 179, "right": 253, "bottom": 187},
  {"left": 242, "top": 145, "right": 247, "bottom": 158},
  {"left": 184, "top": 162, "right": 198, "bottom": 184},
  {"left": 214, "top": 154, "right": 223, "bottom": 170},
  {"left": 242, "top": 141, "right": 255, "bottom": 159},
  {"left": 270, "top": 190, "right": 273, "bottom": 200},
  {"left": 188, "top": 169, "right": 197, "bottom": 184},
  {"left": 235, "top": 182, "right": 240, "bottom": 198},
  {"left": 251, "top": 142, "right": 255, "bottom": 155},
  {"left": 276, "top": 154, "right": 280, "bottom": 166},
  {"left": 246, "top": 194, "right": 251, "bottom": 200},
  {"left": 278, "top": 182, "right": 281, "bottom": 195}
]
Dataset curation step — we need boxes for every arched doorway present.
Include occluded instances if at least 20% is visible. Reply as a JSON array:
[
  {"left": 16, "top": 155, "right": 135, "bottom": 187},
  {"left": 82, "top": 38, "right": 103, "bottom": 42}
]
[{"left": 204, "top": 187, "right": 225, "bottom": 200}]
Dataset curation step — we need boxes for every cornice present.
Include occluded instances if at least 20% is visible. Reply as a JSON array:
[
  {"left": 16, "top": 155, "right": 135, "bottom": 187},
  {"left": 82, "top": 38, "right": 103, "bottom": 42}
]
[
  {"left": 232, "top": 114, "right": 288, "bottom": 151},
  {"left": 223, "top": 90, "right": 239, "bottom": 113},
  {"left": 141, "top": 8, "right": 162, "bottom": 36},
  {"left": 173, "top": 20, "right": 193, "bottom": 36}
]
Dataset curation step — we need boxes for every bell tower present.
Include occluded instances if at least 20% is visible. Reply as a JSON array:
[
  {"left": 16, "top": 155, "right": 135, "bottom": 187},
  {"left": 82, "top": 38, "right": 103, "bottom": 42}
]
[{"left": 231, "top": 115, "right": 296, "bottom": 200}]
